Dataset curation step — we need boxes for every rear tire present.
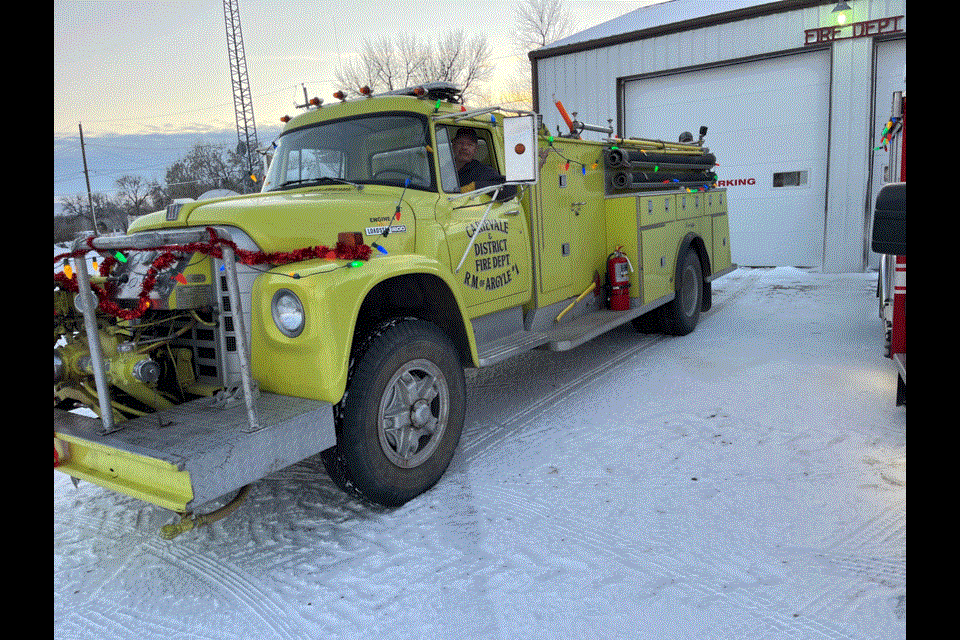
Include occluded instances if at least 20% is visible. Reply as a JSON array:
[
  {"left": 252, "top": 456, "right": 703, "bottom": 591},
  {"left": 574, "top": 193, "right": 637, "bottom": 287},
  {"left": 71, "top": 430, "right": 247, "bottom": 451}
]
[
  {"left": 332, "top": 318, "right": 465, "bottom": 507},
  {"left": 631, "top": 249, "right": 704, "bottom": 336},
  {"left": 662, "top": 249, "right": 703, "bottom": 336}
]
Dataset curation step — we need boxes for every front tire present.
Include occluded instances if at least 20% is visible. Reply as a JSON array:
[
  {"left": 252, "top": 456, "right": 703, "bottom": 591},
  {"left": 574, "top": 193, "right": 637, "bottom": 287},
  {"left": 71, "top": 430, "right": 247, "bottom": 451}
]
[{"left": 334, "top": 318, "right": 465, "bottom": 507}]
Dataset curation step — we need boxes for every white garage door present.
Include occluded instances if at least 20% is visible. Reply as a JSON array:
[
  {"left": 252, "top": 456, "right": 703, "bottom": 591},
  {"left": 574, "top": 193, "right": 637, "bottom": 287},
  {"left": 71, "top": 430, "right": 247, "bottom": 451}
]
[{"left": 622, "top": 50, "right": 831, "bottom": 266}]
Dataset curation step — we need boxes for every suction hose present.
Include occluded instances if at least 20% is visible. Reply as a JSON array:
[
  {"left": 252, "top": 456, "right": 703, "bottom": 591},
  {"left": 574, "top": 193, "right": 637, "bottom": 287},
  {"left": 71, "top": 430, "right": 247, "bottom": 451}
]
[{"left": 160, "top": 484, "right": 252, "bottom": 540}]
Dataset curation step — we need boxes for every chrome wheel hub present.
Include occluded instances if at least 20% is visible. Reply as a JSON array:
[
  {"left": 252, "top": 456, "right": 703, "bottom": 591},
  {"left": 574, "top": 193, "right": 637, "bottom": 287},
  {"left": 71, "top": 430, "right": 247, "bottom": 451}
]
[{"left": 378, "top": 359, "right": 449, "bottom": 468}]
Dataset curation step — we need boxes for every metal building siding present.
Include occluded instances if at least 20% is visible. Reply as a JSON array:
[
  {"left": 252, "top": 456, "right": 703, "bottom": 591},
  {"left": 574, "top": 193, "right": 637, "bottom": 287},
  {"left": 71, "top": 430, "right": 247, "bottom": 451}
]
[{"left": 535, "top": 3, "right": 829, "bottom": 137}]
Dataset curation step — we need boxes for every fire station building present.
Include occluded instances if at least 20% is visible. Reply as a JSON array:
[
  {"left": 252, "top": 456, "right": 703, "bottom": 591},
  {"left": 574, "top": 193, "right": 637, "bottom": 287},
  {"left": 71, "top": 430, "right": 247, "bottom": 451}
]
[{"left": 530, "top": 0, "right": 906, "bottom": 271}]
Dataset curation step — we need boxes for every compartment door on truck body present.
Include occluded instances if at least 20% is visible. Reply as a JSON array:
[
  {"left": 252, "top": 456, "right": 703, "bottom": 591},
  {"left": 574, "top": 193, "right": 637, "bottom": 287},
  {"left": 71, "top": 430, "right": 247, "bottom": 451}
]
[
  {"left": 434, "top": 124, "right": 531, "bottom": 313},
  {"left": 529, "top": 139, "right": 606, "bottom": 309}
]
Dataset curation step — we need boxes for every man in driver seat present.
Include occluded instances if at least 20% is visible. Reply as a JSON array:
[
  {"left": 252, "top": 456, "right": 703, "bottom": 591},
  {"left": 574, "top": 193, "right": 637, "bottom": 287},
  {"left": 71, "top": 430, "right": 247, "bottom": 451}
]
[{"left": 452, "top": 127, "right": 517, "bottom": 201}]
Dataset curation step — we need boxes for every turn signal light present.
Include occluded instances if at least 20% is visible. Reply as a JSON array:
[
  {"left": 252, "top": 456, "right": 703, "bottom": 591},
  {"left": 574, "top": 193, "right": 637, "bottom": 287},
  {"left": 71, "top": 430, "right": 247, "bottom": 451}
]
[{"left": 338, "top": 232, "right": 363, "bottom": 247}]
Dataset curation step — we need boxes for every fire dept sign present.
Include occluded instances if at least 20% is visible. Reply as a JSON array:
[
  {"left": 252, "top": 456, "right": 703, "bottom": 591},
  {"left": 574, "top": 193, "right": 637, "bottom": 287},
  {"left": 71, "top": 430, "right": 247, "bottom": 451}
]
[{"left": 804, "top": 15, "right": 904, "bottom": 46}]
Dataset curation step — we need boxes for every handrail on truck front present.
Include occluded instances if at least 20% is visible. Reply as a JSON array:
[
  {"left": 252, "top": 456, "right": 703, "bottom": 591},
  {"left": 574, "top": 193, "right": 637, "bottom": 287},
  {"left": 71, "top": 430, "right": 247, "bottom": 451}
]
[{"left": 69, "top": 228, "right": 259, "bottom": 435}]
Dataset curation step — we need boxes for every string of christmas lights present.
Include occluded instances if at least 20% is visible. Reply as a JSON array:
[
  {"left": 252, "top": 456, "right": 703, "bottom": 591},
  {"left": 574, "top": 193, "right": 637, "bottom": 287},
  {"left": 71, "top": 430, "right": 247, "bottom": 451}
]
[
  {"left": 874, "top": 117, "right": 901, "bottom": 152},
  {"left": 541, "top": 135, "right": 598, "bottom": 176},
  {"left": 54, "top": 226, "right": 372, "bottom": 320}
]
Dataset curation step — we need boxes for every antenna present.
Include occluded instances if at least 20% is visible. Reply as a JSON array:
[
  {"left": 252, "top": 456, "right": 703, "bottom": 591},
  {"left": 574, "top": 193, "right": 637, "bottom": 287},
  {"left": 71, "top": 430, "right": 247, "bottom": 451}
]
[{"left": 223, "top": 0, "right": 260, "bottom": 193}]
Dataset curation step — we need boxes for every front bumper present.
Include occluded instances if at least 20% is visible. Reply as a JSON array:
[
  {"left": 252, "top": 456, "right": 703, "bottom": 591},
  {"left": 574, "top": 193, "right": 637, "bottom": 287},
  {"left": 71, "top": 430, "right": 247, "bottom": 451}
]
[{"left": 54, "top": 392, "right": 337, "bottom": 512}]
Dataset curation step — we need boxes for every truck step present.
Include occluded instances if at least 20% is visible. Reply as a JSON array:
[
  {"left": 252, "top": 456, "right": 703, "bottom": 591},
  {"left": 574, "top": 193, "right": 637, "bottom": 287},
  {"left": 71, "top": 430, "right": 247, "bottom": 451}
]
[
  {"left": 545, "top": 306, "right": 647, "bottom": 352},
  {"left": 477, "top": 331, "right": 552, "bottom": 367},
  {"left": 476, "top": 303, "right": 660, "bottom": 367}
]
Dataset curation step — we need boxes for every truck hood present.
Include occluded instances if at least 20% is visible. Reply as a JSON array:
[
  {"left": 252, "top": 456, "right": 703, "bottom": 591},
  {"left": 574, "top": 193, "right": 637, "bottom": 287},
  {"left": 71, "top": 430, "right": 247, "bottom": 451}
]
[{"left": 152, "top": 186, "right": 428, "bottom": 255}]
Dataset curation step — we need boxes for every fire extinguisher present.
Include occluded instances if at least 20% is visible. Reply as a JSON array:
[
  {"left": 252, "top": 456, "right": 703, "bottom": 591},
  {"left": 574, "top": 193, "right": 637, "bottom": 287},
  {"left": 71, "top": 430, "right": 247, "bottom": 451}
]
[{"left": 607, "top": 247, "right": 633, "bottom": 311}]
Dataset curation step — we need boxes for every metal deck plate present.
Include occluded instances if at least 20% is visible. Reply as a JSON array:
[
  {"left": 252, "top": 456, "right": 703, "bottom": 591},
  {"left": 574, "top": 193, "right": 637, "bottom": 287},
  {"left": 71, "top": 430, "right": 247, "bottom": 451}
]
[{"left": 55, "top": 393, "right": 336, "bottom": 509}]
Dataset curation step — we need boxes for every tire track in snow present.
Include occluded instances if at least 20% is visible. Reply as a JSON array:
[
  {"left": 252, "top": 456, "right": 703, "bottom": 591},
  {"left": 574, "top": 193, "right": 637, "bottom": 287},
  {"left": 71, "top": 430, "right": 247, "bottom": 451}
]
[
  {"left": 55, "top": 489, "right": 302, "bottom": 640},
  {"left": 458, "top": 267, "right": 757, "bottom": 469},
  {"left": 828, "top": 500, "right": 906, "bottom": 554},
  {"left": 156, "top": 537, "right": 304, "bottom": 640},
  {"left": 459, "top": 331, "right": 666, "bottom": 465},
  {"left": 793, "top": 500, "right": 906, "bottom": 621},
  {"left": 458, "top": 267, "right": 758, "bottom": 495},
  {"left": 55, "top": 505, "right": 202, "bottom": 639},
  {"left": 457, "top": 268, "right": 871, "bottom": 640}
]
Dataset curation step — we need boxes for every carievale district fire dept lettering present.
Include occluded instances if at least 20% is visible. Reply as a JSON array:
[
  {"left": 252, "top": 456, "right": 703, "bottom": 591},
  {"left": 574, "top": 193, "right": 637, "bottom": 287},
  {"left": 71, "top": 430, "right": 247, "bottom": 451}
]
[{"left": 463, "top": 218, "right": 520, "bottom": 291}]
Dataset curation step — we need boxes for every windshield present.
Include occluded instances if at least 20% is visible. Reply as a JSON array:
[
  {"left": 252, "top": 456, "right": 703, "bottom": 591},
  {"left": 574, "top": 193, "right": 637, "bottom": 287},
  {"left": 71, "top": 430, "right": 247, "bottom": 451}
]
[{"left": 263, "top": 113, "right": 434, "bottom": 192}]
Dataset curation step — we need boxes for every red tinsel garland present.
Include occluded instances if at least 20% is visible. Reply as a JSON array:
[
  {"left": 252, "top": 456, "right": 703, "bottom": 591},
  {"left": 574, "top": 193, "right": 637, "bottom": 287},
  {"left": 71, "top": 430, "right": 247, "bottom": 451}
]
[{"left": 54, "top": 226, "right": 373, "bottom": 320}]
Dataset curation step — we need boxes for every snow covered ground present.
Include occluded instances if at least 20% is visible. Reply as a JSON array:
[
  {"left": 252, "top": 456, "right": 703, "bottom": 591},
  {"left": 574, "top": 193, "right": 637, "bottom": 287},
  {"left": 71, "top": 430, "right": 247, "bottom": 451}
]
[{"left": 54, "top": 266, "right": 906, "bottom": 640}]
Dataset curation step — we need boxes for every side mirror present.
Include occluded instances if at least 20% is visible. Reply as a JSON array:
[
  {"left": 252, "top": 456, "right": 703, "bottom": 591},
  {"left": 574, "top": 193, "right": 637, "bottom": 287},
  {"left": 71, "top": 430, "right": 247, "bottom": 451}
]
[
  {"left": 503, "top": 115, "right": 539, "bottom": 184},
  {"left": 872, "top": 182, "right": 906, "bottom": 255}
]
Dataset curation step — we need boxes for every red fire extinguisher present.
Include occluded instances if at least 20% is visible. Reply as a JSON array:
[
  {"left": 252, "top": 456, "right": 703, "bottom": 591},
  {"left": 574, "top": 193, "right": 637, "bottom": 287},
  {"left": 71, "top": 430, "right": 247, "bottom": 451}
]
[{"left": 607, "top": 247, "right": 633, "bottom": 311}]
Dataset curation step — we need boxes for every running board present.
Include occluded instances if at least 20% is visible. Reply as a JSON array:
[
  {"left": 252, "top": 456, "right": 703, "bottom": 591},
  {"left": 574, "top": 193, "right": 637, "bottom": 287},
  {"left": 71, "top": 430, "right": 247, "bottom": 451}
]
[
  {"left": 476, "top": 297, "right": 672, "bottom": 367},
  {"left": 476, "top": 330, "right": 552, "bottom": 367}
]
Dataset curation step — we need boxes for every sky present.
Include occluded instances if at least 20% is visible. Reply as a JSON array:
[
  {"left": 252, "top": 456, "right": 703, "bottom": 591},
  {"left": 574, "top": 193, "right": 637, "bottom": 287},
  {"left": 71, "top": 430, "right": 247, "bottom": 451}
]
[
  {"left": 54, "top": 0, "right": 666, "bottom": 203},
  {"left": 54, "top": 0, "right": 660, "bottom": 139}
]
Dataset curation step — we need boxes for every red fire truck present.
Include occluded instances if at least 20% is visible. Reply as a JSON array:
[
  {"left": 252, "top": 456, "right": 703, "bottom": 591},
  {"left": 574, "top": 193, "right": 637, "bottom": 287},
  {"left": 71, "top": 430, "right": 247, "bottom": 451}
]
[{"left": 872, "top": 90, "right": 905, "bottom": 405}]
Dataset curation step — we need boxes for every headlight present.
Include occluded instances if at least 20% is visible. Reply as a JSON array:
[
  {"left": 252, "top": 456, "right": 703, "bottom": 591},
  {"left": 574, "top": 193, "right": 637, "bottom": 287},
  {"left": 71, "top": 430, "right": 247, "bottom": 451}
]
[{"left": 271, "top": 289, "right": 305, "bottom": 337}]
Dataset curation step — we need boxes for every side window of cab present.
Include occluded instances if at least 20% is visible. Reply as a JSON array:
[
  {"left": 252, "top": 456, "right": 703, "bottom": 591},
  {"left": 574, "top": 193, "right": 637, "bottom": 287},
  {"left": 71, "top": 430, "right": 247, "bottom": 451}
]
[
  {"left": 436, "top": 126, "right": 460, "bottom": 193},
  {"left": 435, "top": 125, "right": 494, "bottom": 193}
]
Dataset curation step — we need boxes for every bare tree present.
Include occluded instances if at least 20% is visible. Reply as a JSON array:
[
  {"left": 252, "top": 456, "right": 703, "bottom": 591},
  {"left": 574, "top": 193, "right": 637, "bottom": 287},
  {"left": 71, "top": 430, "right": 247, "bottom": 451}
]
[
  {"left": 515, "top": 0, "right": 575, "bottom": 51},
  {"left": 334, "top": 31, "right": 492, "bottom": 103},
  {"left": 164, "top": 142, "right": 247, "bottom": 201},
  {"left": 114, "top": 175, "right": 161, "bottom": 219},
  {"left": 54, "top": 142, "right": 253, "bottom": 241},
  {"left": 428, "top": 31, "right": 492, "bottom": 96},
  {"left": 342, "top": 35, "right": 425, "bottom": 92},
  {"left": 57, "top": 192, "right": 126, "bottom": 235},
  {"left": 502, "top": 0, "right": 576, "bottom": 108}
]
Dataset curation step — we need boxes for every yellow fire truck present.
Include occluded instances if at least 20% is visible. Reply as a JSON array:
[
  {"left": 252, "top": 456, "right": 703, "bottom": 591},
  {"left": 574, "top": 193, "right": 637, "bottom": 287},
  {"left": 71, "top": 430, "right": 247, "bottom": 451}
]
[{"left": 54, "top": 83, "right": 733, "bottom": 537}]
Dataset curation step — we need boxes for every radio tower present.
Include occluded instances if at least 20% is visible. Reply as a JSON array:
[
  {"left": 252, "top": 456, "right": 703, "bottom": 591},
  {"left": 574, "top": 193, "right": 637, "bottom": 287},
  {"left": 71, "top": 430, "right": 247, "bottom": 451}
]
[{"left": 223, "top": 0, "right": 260, "bottom": 193}]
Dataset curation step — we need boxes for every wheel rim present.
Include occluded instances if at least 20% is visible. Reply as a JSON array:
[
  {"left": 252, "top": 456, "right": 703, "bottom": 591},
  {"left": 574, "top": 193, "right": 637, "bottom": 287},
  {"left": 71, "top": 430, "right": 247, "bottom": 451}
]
[
  {"left": 377, "top": 359, "right": 449, "bottom": 469},
  {"left": 680, "top": 262, "right": 699, "bottom": 318}
]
